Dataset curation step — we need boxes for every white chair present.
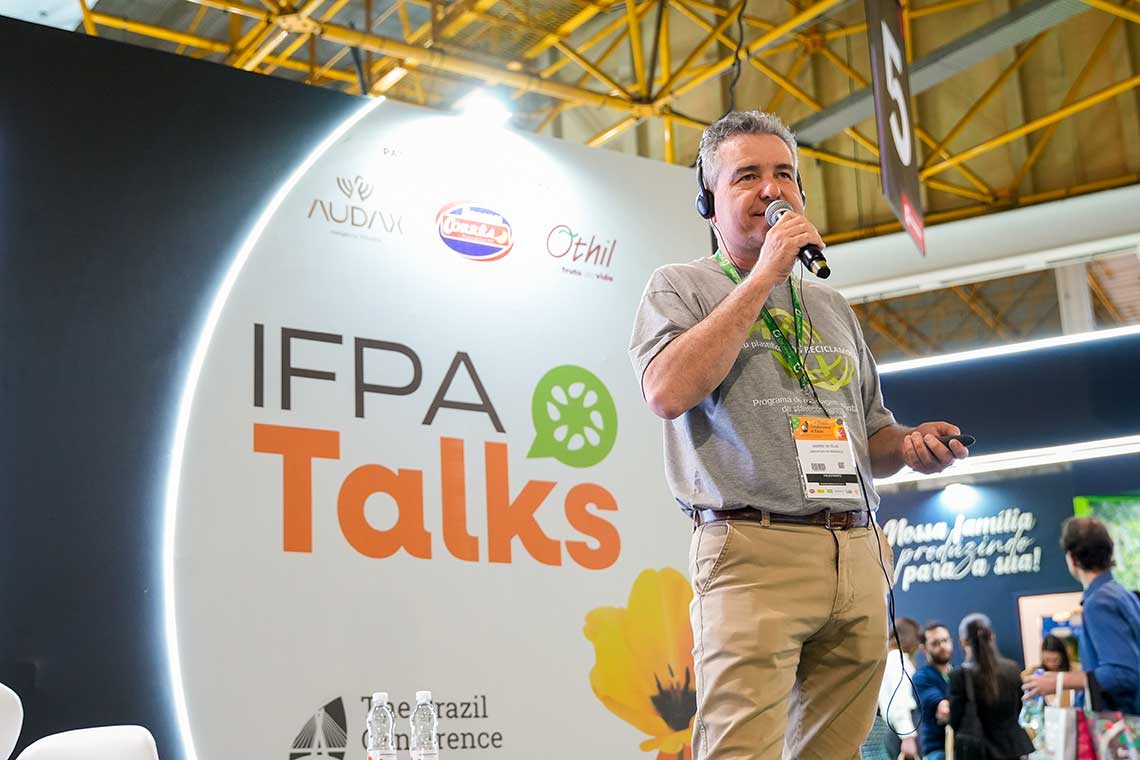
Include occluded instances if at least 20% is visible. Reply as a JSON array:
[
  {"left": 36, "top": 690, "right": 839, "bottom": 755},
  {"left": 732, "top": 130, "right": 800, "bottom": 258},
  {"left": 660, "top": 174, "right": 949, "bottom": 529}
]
[
  {"left": 0, "top": 682, "right": 22, "bottom": 760},
  {"left": 16, "top": 726, "right": 158, "bottom": 760}
]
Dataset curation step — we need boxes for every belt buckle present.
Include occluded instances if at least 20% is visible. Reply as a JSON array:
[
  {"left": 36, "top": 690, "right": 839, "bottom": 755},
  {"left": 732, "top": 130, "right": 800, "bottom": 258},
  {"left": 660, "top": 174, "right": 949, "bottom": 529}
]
[{"left": 824, "top": 510, "right": 838, "bottom": 530}]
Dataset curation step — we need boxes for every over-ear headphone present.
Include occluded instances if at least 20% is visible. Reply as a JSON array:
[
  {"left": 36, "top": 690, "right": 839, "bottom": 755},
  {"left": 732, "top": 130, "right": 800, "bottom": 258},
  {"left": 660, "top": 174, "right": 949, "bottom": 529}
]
[{"left": 694, "top": 156, "right": 807, "bottom": 220}]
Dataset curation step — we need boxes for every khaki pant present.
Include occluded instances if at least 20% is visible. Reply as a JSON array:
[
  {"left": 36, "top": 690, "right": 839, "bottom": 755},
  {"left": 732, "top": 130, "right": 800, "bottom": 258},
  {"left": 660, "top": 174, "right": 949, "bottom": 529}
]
[{"left": 688, "top": 517, "right": 893, "bottom": 760}]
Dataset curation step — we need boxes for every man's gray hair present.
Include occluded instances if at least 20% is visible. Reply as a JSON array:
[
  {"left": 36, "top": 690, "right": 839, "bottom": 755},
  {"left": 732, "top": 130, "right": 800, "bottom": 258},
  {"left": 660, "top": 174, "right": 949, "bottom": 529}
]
[{"left": 698, "top": 110, "right": 798, "bottom": 188}]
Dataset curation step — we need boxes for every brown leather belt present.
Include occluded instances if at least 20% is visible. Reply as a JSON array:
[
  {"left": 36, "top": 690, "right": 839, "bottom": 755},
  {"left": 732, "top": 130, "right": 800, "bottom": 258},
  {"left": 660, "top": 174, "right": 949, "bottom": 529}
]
[{"left": 695, "top": 506, "right": 870, "bottom": 531}]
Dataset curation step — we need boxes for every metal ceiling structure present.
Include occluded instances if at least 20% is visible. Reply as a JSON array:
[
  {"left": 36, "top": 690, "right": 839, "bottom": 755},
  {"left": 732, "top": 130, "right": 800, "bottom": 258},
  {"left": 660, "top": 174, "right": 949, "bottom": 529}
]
[{"left": 16, "top": 0, "right": 1140, "bottom": 358}]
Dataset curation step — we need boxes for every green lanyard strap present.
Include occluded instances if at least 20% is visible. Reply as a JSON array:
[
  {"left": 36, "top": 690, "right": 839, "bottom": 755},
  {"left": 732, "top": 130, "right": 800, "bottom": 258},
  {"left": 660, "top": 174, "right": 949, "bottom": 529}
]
[{"left": 714, "top": 249, "right": 809, "bottom": 390}]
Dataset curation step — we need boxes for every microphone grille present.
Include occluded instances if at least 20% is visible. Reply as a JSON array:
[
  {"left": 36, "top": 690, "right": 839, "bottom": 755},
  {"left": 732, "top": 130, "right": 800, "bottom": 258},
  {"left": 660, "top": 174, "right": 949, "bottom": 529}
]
[{"left": 765, "top": 200, "right": 794, "bottom": 227}]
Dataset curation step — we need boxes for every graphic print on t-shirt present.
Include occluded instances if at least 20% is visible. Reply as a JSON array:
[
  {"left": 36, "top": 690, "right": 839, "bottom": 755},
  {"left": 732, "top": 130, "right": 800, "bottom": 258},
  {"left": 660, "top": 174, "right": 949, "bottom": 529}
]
[{"left": 746, "top": 308, "right": 857, "bottom": 391}]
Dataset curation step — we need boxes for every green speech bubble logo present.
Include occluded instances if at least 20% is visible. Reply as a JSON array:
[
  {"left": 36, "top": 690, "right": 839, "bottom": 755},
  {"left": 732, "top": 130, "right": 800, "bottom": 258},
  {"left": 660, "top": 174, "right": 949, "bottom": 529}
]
[{"left": 527, "top": 365, "right": 618, "bottom": 468}]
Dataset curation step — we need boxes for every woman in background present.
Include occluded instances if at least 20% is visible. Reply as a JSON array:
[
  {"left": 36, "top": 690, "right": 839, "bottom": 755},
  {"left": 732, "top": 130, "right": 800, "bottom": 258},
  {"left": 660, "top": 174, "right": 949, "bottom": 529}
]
[
  {"left": 1026, "top": 634, "right": 1078, "bottom": 707},
  {"left": 1039, "top": 634, "right": 1072, "bottom": 674},
  {"left": 950, "top": 613, "right": 1035, "bottom": 760}
]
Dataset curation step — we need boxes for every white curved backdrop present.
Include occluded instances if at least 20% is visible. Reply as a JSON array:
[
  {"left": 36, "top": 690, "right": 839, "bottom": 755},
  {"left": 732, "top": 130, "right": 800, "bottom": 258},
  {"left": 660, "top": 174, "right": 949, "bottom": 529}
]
[{"left": 169, "top": 100, "right": 710, "bottom": 760}]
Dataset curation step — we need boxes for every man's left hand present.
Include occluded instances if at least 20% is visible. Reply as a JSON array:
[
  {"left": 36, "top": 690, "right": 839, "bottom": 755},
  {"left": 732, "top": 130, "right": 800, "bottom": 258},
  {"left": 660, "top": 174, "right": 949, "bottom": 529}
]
[{"left": 902, "top": 421, "right": 969, "bottom": 475}]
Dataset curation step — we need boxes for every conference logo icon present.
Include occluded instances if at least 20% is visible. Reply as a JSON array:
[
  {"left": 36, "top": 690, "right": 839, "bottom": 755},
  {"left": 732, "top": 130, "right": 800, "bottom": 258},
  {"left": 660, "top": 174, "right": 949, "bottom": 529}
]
[
  {"left": 336, "top": 175, "right": 374, "bottom": 202},
  {"left": 528, "top": 365, "right": 618, "bottom": 468},
  {"left": 436, "top": 202, "right": 514, "bottom": 262},
  {"left": 289, "top": 697, "right": 348, "bottom": 760}
]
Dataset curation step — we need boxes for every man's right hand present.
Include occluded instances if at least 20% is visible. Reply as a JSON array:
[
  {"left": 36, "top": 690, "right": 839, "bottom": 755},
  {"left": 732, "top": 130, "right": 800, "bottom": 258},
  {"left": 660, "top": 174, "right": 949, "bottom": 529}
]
[
  {"left": 936, "top": 698, "right": 950, "bottom": 723},
  {"left": 753, "top": 211, "right": 824, "bottom": 285}
]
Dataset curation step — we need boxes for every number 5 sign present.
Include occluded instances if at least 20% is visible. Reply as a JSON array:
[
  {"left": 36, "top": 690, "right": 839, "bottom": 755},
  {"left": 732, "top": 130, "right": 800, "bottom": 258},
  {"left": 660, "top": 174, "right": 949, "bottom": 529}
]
[{"left": 866, "top": 0, "right": 926, "bottom": 254}]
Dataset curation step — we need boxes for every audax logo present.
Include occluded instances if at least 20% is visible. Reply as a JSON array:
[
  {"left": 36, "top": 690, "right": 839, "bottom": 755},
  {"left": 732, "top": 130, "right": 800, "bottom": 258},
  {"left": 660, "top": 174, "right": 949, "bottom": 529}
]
[
  {"left": 436, "top": 202, "right": 513, "bottom": 262},
  {"left": 336, "top": 175, "right": 374, "bottom": 201},
  {"left": 307, "top": 176, "right": 404, "bottom": 235},
  {"left": 290, "top": 698, "right": 348, "bottom": 760}
]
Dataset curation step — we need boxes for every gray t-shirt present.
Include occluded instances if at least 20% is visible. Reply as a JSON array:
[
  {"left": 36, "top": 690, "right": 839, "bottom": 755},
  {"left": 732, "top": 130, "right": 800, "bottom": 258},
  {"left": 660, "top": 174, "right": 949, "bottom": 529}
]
[{"left": 628, "top": 254, "right": 896, "bottom": 515}]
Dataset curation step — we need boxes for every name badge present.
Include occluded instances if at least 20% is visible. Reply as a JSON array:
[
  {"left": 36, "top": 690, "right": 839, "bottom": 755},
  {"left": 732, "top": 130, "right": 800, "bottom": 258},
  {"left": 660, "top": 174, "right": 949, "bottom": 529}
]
[{"left": 788, "top": 415, "right": 861, "bottom": 500}]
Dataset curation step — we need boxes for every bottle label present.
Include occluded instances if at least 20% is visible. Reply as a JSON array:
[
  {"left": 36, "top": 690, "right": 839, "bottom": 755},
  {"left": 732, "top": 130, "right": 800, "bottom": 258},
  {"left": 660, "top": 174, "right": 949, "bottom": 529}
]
[
  {"left": 368, "top": 752, "right": 397, "bottom": 760},
  {"left": 410, "top": 751, "right": 439, "bottom": 760}
]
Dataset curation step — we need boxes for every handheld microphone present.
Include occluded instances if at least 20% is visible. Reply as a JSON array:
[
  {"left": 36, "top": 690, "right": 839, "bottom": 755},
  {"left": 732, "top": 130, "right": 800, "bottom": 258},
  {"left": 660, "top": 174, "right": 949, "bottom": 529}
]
[{"left": 765, "top": 200, "right": 830, "bottom": 279}]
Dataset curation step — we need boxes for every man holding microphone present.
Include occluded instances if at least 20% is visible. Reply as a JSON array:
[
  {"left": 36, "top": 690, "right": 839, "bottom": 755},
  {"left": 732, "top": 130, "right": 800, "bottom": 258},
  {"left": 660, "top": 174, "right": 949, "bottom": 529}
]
[{"left": 628, "top": 110, "right": 968, "bottom": 760}]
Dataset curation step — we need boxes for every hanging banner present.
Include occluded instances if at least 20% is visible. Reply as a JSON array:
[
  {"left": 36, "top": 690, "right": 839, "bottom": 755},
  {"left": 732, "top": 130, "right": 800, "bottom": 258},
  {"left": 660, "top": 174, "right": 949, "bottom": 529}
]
[{"left": 866, "top": 0, "right": 926, "bottom": 254}]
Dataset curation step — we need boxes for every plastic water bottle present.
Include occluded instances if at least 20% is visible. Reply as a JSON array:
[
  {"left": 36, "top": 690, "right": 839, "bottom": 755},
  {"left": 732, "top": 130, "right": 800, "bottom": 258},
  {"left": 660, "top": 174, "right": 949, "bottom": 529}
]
[
  {"left": 1019, "top": 669, "right": 1045, "bottom": 744},
  {"left": 366, "top": 692, "right": 397, "bottom": 760},
  {"left": 410, "top": 690, "right": 440, "bottom": 760}
]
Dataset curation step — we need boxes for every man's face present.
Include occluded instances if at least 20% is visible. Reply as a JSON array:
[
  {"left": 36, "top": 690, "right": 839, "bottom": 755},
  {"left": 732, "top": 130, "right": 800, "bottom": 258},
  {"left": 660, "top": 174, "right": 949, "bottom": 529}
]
[
  {"left": 922, "top": 627, "right": 953, "bottom": 666},
  {"left": 710, "top": 133, "right": 803, "bottom": 256}
]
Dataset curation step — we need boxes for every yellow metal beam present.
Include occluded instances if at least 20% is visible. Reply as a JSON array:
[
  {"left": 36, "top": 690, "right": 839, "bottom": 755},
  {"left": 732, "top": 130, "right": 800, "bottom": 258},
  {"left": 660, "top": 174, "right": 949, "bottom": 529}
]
[
  {"left": 875, "top": 300, "right": 940, "bottom": 352},
  {"left": 817, "top": 44, "right": 867, "bottom": 87},
  {"left": 89, "top": 12, "right": 229, "bottom": 52},
  {"left": 187, "top": 0, "right": 268, "bottom": 21},
  {"left": 1080, "top": 0, "right": 1140, "bottom": 24},
  {"left": 657, "top": 0, "right": 746, "bottom": 97},
  {"left": 538, "top": 1, "right": 648, "bottom": 81},
  {"left": 262, "top": 0, "right": 355, "bottom": 75},
  {"left": 366, "top": 0, "right": 503, "bottom": 94},
  {"left": 230, "top": 22, "right": 278, "bottom": 67},
  {"left": 176, "top": 4, "right": 210, "bottom": 54},
  {"left": 816, "top": 0, "right": 984, "bottom": 43},
  {"left": 78, "top": 0, "right": 99, "bottom": 35},
  {"left": 654, "top": 0, "right": 847, "bottom": 108},
  {"left": 674, "top": 0, "right": 872, "bottom": 56},
  {"left": 824, "top": 173, "right": 1140, "bottom": 243},
  {"left": 661, "top": 6, "right": 675, "bottom": 163},
  {"left": 1087, "top": 270, "right": 1125, "bottom": 323},
  {"left": 766, "top": 49, "right": 810, "bottom": 112},
  {"left": 911, "top": 0, "right": 986, "bottom": 17},
  {"left": 921, "top": 31, "right": 1048, "bottom": 169},
  {"left": 626, "top": 0, "right": 649, "bottom": 97},
  {"left": 523, "top": 2, "right": 608, "bottom": 59},
  {"left": 1009, "top": 19, "right": 1121, "bottom": 191},
  {"left": 588, "top": 115, "right": 641, "bottom": 146},
  {"left": 922, "top": 71, "right": 1140, "bottom": 179},
  {"left": 659, "top": 100, "right": 992, "bottom": 202},
  {"left": 317, "top": 22, "right": 648, "bottom": 112},
  {"left": 854, "top": 304, "right": 921, "bottom": 356},
  {"left": 533, "top": 11, "right": 642, "bottom": 128},
  {"left": 553, "top": 40, "right": 632, "bottom": 97},
  {"left": 915, "top": 128, "right": 995, "bottom": 196},
  {"left": 952, "top": 285, "right": 1019, "bottom": 339},
  {"left": 800, "top": 146, "right": 881, "bottom": 172}
]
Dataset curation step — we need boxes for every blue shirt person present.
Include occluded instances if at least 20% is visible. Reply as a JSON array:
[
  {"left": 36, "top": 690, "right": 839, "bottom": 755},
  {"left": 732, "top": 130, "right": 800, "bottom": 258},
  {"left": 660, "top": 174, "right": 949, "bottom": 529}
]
[
  {"left": 1024, "top": 517, "right": 1140, "bottom": 713},
  {"left": 914, "top": 622, "right": 954, "bottom": 760}
]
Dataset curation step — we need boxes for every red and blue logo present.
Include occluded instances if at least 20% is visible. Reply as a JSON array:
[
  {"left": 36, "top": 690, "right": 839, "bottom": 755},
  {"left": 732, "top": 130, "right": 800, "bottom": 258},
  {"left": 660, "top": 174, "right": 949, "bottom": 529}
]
[{"left": 436, "top": 202, "right": 514, "bottom": 262}]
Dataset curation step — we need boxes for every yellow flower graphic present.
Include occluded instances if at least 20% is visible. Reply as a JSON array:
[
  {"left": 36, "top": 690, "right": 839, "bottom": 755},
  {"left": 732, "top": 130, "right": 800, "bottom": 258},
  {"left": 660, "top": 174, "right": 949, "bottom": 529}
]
[{"left": 583, "top": 568, "right": 696, "bottom": 760}]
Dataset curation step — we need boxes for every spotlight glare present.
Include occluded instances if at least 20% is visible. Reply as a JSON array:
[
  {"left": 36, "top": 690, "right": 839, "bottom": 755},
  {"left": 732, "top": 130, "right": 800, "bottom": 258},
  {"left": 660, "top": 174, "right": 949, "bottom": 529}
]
[
  {"left": 456, "top": 89, "right": 511, "bottom": 125},
  {"left": 941, "top": 482, "right": 980, "bottom": 512}
]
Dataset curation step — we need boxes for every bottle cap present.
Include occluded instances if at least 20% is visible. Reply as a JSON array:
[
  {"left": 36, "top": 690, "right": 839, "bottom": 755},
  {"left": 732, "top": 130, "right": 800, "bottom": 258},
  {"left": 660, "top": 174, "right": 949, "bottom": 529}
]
[
  {"left": 372, "top": 692, "right": 388, "bottom": 704},
  {"left": 415, "top": 690, "right": 432, "bottom": 703}
]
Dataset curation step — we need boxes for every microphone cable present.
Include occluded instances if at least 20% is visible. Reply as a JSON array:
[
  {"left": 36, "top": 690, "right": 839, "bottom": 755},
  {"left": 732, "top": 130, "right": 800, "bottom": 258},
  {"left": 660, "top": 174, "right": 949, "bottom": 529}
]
[{"left": 796, "top": 268, "right": 924, "bottom": 745}]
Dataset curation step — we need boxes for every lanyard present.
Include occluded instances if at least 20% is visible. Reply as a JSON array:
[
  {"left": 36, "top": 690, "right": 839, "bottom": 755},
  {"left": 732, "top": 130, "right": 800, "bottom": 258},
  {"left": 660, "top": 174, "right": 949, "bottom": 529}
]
[{"left": 714, "top": 249, "right": 809, "bottom": 390}]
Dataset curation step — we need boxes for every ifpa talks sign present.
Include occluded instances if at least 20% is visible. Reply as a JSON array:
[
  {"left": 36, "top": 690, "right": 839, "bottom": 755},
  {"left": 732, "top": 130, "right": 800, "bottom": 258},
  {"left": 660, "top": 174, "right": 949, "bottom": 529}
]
[{"left": 168, "top": 100, "right": 707, "bottom": 760}]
